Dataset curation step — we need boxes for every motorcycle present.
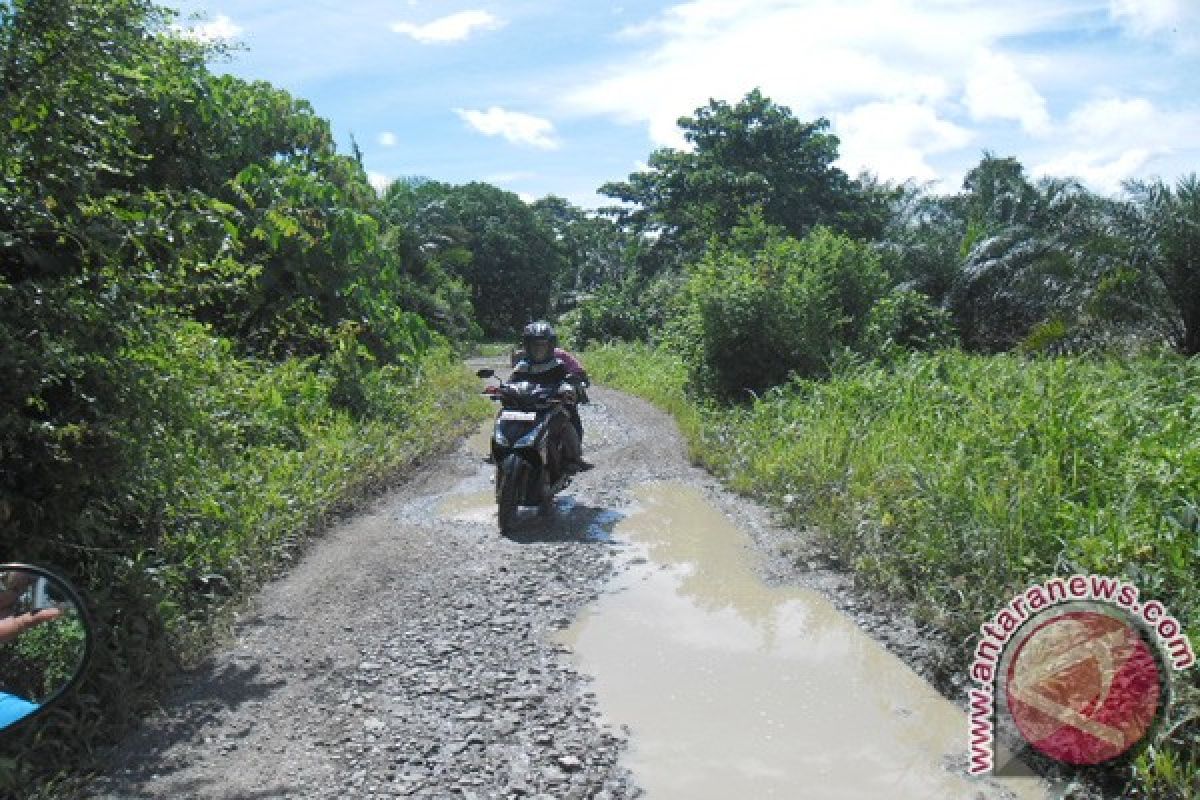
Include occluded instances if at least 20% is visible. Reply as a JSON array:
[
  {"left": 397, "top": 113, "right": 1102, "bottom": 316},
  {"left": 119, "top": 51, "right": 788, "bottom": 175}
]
[{"left": 476, "top": 369, "right": 585, "bottom": 534}]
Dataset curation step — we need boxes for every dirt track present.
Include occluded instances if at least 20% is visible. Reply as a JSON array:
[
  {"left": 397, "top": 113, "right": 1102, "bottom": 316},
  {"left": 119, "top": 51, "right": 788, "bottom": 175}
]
[{"left": 88, "top": 361, "right": 1056, "bottom": 799}]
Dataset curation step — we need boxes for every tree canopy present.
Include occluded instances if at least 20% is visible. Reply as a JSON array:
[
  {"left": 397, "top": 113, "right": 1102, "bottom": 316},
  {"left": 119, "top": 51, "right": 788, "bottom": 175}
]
[
  {"left": 382, "top": 180, "right": 566, "bottom": 337},
  {"left": 600, "top": 89, "right": 893, "bottom": 271}
]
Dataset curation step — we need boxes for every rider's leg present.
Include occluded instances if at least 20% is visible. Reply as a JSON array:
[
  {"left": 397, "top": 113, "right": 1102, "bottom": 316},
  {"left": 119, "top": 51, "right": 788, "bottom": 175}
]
[{"left": 556, "top": 412, "right": 592, "bottom": 473}]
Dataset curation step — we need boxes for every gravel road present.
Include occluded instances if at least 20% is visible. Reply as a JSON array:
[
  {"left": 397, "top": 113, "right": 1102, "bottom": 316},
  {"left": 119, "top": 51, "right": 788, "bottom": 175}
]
[{"left": 88, "top": 361, "right": 1018, "bottom": 800}]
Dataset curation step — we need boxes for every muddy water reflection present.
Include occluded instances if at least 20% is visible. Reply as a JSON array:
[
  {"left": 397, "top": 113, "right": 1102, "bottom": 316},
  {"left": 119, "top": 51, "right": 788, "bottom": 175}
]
[
  {"left": 437, "top": 490, "right": 495, "bottom": 524},
  {"left": 559, "top": 483, "right": 1052, "bottom": 800},
  {"left": 467, "top": 418, "right": 493, "bottom": 459}
]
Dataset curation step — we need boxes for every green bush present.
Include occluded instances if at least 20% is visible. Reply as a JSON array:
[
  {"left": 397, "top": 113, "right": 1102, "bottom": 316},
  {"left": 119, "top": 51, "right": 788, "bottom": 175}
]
[
  {"left": 859, "top": 289, "right": 957, "bottom": 360},
  {"left": 7, "top": 615, "right": 87, "bottom": 702},
  {"left": 559, "top": 275, "right": 679, "bottom": 349},
  {"left": 671, "top": 225, "right": 887, "bottom": 398},
  {"left": 0, "top": 316, "right": 490, "bottom": 796}
]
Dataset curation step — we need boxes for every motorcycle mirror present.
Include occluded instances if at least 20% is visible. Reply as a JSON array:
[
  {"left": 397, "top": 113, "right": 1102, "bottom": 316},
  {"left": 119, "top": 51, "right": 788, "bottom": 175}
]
[
  {"left": 0, "top": 564, "right": 93, "bottom": 733},
  {"left": 476, "top": 368, "right": 495, "bottom": 379}
]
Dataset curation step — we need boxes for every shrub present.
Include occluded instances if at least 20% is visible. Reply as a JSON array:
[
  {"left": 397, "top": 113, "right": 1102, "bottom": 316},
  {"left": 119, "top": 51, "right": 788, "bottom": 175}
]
[
  {"left": 673, "top": 225, "right": 887, "bottom": 398},
  {"left": 859, "top": 289, "right": 957, "bottom": 360},
  {"left": 559, "top": 275, "right": 679, "bottom": 349}
]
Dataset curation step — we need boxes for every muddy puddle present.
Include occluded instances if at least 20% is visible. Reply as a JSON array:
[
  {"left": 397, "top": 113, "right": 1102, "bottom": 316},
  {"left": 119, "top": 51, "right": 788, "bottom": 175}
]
[
  {"left": 467, "top": 418, "right": 493, "bottom": 459},
  {"left": 558, "top": 482, "right": 1056, "bottom": 800},
  {"left": 437, "top": 490, "right": 496, "bottom": 524}
]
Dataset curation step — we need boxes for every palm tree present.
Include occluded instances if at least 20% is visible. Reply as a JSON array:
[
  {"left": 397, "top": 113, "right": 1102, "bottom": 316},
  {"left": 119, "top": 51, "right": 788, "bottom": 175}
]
[{"left": 1114, "top": 176, "right": 1200, "bottom": 355}]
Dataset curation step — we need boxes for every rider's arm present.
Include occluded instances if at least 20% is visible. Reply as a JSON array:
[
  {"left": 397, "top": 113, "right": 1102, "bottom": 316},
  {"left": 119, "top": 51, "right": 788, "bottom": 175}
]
[{"left": 554, "top": 348, "right": 584, "bottom": 376}]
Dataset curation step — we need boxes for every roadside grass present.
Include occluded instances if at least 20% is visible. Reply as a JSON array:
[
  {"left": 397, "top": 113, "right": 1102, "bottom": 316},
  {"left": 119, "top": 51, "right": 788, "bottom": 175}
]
[
  {"left": 3, "top": 322, "right": 491, "bottom": 799},
  {"left": 586, "top": 342, "right": 1200, "bottom": 798},
  {"left": 469, "top": 341, "right": 517, "bottom": 357}
]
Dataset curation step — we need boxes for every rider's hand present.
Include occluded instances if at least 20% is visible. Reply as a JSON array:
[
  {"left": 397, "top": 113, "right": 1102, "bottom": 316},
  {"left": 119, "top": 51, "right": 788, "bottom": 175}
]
[
  {"left": 0, "top": 607, "right": 62, "bottom": 645},
  {"left": 0, "top": 573, "right": 65, "bottom": 645}
]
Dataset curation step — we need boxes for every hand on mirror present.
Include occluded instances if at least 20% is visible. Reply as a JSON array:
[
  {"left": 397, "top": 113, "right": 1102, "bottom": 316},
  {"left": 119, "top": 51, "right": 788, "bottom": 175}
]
[{"left": 0, "top": 606, "right": 63, "bottom": 645}]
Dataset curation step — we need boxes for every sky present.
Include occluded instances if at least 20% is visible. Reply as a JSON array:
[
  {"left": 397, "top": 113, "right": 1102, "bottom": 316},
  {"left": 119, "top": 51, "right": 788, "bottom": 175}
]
[{"left": 164, "top": 0, "right": 1200, "bottom": 209}]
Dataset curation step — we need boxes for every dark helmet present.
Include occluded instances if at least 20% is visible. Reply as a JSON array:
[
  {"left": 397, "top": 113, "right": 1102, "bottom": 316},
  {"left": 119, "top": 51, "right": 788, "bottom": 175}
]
[{"left": 522, "top": 321, "right": 557, "bottom": 364}]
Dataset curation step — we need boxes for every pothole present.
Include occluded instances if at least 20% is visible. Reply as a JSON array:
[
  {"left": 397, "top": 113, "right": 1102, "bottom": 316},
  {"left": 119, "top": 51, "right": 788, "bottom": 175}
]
[{"left": 557, "top": 482, "right": 1057, "bottom": 799}]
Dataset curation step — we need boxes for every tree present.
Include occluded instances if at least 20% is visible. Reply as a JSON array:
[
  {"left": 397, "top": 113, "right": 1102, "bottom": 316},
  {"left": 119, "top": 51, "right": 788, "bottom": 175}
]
[
  {"left": 600, "top": 89, "right": 892, "bottom": 271},
  {"left": 383, "top": 181, "right": 565, "bottom": 337},
  {"left": 531, "top": 194, "right": 635, "bottom": 294},
  {"left": 1113, "top": 176, "right": 1200, "bottom": 355},
  {"left": 945, "top": 156, "right": 1121, "bottom": 352}
]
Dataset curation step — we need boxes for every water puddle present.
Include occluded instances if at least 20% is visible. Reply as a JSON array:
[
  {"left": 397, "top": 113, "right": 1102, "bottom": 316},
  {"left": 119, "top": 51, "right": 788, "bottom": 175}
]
[
  {"left": 467, "top": 419, "right": 493, "bottom": 458},
  {"left": 558, "top": 483, "right": 1054, "bottom": 799},
  {"left": 437, "top": 490, "right": 495, "bottom": 524}
]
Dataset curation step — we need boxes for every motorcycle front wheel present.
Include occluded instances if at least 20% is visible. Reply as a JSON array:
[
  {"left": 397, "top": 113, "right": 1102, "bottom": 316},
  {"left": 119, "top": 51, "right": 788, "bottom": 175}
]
[{"left": 497, "top": 454, "right": 524, "bottom": 535}]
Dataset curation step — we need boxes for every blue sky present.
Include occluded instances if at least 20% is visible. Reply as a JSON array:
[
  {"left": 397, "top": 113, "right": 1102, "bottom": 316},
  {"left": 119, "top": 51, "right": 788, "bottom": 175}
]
[{"left": 166, "top": 0, "right": 1200, "bottom": 209}]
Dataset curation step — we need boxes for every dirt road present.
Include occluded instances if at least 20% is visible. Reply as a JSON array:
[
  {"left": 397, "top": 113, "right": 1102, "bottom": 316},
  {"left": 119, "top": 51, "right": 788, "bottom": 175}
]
[{"left": 91, "top": 362, "right": 1056, "bottom": 799}]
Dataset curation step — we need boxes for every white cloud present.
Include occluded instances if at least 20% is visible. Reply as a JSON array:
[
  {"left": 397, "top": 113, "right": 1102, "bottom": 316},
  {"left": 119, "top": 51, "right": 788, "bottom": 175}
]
[
  {"left": 391, "top": 10, "right": 504, "bottom": 44},
  {"left": 174, "top": 14, "right": 242, "bottom": 43},
  {"left": 562, "top": 0, "right": 1074, "bottom": 152},
  {"left": 1110, "top": 0, "right": 1184, "bottom": 36},
  {"left": 1031, "top": 95, "right": 1200, "bottom": 192},
  {"left": 484, "top": 171, "right": 537, "bottom": 185},
  {"left": 455, "top": 107, "right": 560, "bottom": 149},
  {"left": 963, "top": 50, "right": 1050, "bottom": 135},
  {"left": 367, "top": 172, "right": 393, "bottom": 193},
  {"left": 834, "top": 101, "right": 973, "bottom": 184},
  {"left": 378, "top": 131, "right": 398, "bottom": 147},
  {"left": 1109, "top": 0, "right": 1200, "bottom": 51},
  {"left": 1034, "top": 149, "right": 1152, "bottom": 194}
]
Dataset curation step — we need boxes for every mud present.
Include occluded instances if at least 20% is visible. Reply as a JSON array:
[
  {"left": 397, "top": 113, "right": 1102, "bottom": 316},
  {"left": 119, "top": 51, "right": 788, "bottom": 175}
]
[{"left": 560, "top": 483, "right": 1055, "bottom": 800}]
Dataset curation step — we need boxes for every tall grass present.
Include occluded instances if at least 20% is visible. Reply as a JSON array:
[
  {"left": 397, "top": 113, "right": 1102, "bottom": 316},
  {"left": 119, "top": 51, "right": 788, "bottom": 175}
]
[{"left": 588, "top": 342, "right": 1200, "bottom": 797}]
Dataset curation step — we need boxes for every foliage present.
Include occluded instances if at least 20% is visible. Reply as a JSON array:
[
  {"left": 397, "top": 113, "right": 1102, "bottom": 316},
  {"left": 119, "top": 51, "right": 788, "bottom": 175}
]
[
  {"left": 0, "top": 0, "right": 490, "bottom": 793},
  {"left": 877, "top": 155, "right": 1137, "bottom": 355},
  {"left": 0, "top": 320, "right": 489, "bottom": 794},
  {"left": 1110, "top": 176, "right": 1200, "bottom": 356},
  {"left": 590, "top": 341, "right": 1200, "bottom": 799},
  {"left": 531, "top": 195, "right": 636, "bottom": 295},
  {"left": 600, "top": 89, "right": 894, "bottom": 272},
  {"left": 558, "top": 273, "right": 681, "bottom": 349},
  {"left": 859, "top": 289, "right": 957, "bottom": 359},
  {"left": 381, "top": 179, "right": 566, "bottom": 337},
  {"left": 6, "top": 614, "right": 86, "bottom": 702},
  {"left": 669, "top": 221, "right": 888, "bottom": 397}
]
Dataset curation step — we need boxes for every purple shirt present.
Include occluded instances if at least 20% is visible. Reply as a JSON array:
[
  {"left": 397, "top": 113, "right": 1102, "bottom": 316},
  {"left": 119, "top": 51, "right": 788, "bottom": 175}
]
[{"left": 554, "top": 348, "right": 584, "bottom": 375}]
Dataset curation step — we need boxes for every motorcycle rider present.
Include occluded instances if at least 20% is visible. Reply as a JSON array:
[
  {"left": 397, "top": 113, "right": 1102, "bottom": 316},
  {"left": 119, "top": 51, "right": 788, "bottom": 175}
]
[{"left": 509, "top": 321, "right": 593, "bottom": 473}]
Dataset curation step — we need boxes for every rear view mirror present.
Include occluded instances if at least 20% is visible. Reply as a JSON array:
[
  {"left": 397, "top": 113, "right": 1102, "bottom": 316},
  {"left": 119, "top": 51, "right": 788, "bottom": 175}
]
[
  {"left": 0, "top": 564, "right": 92, "bottom": 732},
  {"left": 476, "top": 368, "right": 495, "bottom": 379}
]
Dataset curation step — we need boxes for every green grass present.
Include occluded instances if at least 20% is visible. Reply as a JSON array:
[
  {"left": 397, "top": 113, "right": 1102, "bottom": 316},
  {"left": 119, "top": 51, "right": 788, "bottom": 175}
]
[
  {"left": 588, "top": 342, "right": 1200, "bottom": 798},
  {"left": 469, "top": 340, "right": 518, "bottom": 357}
]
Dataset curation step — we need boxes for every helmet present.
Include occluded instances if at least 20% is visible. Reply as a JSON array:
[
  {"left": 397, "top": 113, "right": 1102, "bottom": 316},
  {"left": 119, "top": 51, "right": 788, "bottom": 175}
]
[{"left": 521, "top": 321, "right": 557, "bottom": 365}]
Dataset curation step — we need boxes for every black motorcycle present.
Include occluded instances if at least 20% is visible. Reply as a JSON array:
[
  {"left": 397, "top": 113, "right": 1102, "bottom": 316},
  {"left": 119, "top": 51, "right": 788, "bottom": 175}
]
[{"left": 476, "top": 369, "right": 583, "bottom": 534}]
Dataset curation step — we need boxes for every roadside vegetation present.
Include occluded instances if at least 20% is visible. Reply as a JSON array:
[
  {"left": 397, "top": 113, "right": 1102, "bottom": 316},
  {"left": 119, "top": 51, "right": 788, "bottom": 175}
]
[
  {"left": 0, "top": 1, "right": 496, "bottom": 792},
  {"left": 570, "top": 92, "right": 1200, "bottom": 799}
]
